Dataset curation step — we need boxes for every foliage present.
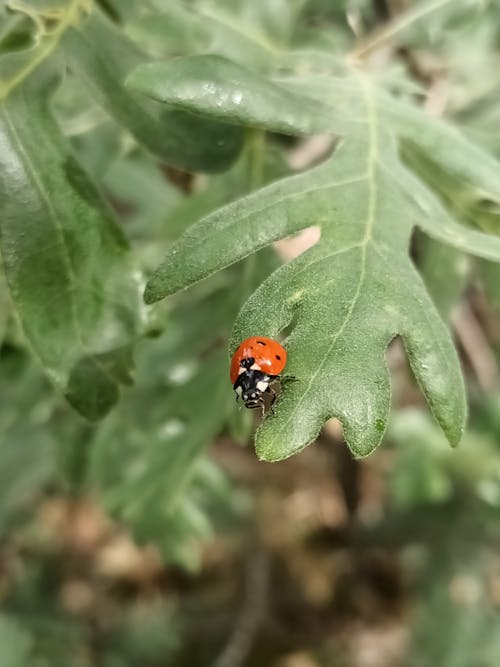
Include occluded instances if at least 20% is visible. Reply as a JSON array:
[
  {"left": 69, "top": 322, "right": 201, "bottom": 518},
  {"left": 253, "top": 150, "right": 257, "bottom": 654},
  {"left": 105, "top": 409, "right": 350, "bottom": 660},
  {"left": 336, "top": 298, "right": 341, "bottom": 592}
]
[
  {"left": 2, "top": 0, "right": 500, "bottom": 663},
  {"left": 2, "top": 0, "right": 500, "bottom": 468},
  {"left": 386, "top": 406, "right": 500, "bottom": 667}
]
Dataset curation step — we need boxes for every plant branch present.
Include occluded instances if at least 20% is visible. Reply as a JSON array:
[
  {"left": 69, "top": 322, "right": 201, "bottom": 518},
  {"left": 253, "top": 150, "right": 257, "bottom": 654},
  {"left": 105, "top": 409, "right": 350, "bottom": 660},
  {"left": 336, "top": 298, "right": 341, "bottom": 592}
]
[
  {"left": 211, "top": 548, "right": 269, "bottom": 667},
  {"left": 351, "top": 0, "right": 452, "bottom": 59},
  {"left": 0, "top": 0, "right": 89, "bottom": 100}
]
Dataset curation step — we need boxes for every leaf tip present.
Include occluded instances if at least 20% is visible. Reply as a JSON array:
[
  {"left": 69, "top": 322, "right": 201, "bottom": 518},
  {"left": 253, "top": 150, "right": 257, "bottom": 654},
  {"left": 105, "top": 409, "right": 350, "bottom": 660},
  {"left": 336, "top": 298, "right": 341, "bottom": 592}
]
[
  {"left": 143, "top": 280, "right": 161, "bottom": 305},
  {"left": 254, "top": 435, "right": 313, "bottom": 462},
  {"left": 344, "top": 432, "right": 384, "bottom": 460},
  {"left": 443, "top": 416, "right": 466, "bottom": 448}
]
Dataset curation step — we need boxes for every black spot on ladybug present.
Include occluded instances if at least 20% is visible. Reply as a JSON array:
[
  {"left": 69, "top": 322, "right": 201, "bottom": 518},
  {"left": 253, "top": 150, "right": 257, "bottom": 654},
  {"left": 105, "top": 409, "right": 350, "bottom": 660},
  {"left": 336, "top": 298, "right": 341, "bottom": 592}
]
[
  {"left": 257, "top": 340, "right": 266, "bottom": 346},
  {"left": 276, "top": 355, "right": 281, "bottom": 360}
]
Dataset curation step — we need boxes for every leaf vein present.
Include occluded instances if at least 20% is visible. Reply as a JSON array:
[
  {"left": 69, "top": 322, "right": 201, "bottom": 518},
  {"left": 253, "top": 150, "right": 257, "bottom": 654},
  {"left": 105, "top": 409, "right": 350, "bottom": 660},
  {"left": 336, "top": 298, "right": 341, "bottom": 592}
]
[{"left": 265, "top": 71, "right": 379, "bottom": 445}]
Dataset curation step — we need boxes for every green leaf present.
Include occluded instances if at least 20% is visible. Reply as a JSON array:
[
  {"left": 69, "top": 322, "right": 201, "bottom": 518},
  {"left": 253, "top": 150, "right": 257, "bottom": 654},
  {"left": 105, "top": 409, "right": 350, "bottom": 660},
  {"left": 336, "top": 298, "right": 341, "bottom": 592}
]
[
  {"left": 141, "top": 61, "right": 500, "bottom": 459},
  {"left": 230, "top": 144, "right": 467, "bottom": 460},
  {"left": 61, "top": 10, "right": 245, "bottom": 172},
  {"left": 0, "top": 62, "right": 143, "bottom": 419},
  {"left": 146, "top": 136, "right": 467, "bottom": 459},
  {"left": 126, "top": 54, "right": 332, "bottom": 135}
]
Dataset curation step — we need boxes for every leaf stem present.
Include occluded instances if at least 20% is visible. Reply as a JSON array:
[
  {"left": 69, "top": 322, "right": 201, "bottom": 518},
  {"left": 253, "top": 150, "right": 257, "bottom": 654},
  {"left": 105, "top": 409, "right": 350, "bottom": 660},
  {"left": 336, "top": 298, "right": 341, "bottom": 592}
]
[
  {"left": 0, "top": 0, "right": 89, "bottom": 101},
  {"left": 350, "top": 0, "right": 453, "bottom": 59},
  {"left": 245, "top": 128, "right": 265, "bottom": 191}
]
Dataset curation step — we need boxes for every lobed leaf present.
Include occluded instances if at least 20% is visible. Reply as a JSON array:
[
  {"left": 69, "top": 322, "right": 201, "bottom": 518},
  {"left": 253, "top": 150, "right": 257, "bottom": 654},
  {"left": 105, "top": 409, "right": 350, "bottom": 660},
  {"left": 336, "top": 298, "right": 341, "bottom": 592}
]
[{"left": 139, "top": 61, "right": 500, "bottom": 459}]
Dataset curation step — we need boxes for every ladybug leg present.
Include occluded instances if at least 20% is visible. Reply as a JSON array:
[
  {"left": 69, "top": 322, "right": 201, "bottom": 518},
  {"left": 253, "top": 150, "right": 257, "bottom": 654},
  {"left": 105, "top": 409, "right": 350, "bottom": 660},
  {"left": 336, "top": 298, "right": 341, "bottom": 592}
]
[
  {"left": 266, "top": 386, "right": 277, "bottom": 415},
  {"left": 280, "top": 375, "right": 297, "bottom": 384},
  {"left": 269, "top": 387, "right": 277, "bottom": 407},
  {"left": 250, "top": 394, "right": 264, "bottom": 418}
]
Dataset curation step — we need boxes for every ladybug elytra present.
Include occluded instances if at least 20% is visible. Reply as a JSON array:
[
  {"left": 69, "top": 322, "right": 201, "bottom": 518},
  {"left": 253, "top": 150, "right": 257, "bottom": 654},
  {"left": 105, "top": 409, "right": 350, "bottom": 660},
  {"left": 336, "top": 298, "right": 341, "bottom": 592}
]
[{"left": 230, "top": 336, "right": 287, "bottom": 410}]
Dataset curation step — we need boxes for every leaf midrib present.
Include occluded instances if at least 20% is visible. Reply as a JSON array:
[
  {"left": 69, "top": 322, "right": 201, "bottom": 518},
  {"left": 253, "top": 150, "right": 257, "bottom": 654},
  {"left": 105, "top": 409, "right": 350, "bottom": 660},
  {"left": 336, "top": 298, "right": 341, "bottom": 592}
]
[
  {"left": 262, "top": 72, "right": 379, "bottom": 450},
  {"left": 1, "top": 101, "right": 122, "bottom": 389}
]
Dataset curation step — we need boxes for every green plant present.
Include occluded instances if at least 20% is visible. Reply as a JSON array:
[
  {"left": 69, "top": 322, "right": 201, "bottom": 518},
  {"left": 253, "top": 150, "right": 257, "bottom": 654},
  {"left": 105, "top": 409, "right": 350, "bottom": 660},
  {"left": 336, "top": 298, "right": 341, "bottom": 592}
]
[{"left": 2, "top": 0, "right": 500, "bottom": 567}]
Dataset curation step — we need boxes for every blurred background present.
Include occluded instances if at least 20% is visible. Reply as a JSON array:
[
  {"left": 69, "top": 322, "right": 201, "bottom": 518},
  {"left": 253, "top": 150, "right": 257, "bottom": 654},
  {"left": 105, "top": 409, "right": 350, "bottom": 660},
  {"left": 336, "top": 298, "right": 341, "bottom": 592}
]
[{"left": 2, "top": 0, "right": 500, "bottom": 666}]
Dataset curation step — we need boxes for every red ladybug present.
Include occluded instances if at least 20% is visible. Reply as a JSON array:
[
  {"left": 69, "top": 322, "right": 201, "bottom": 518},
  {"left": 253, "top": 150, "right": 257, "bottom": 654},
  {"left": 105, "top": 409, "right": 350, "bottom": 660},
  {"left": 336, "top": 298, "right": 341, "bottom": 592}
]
[{"left": 230, "top": 336, "right": 287, "bottom": 410}]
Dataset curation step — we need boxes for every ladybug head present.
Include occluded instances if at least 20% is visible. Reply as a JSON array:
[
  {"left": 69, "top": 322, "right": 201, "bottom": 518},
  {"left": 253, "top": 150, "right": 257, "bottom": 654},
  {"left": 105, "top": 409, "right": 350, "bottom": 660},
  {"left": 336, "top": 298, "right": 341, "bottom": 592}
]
[
  {"left": 241, "top": 385, "right": 267, "bottom": 409},
  {"left": 234, "top": 367, "right": 270, "bottom": 410}
]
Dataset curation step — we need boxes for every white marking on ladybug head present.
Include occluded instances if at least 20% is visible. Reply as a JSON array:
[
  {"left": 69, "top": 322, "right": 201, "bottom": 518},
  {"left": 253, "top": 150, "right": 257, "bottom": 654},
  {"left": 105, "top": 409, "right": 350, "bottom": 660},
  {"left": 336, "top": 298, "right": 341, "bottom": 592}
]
[
  {"left": 238, "top": 365, "right": 245, "bottom": 375},
  {"left": 250, "top": 362, "right": 262, "bottom": 371},
  {"left": 256, "top": 380, "right": 268, "bottom": 393},
  {"left": 235, "top": 386, "right": 243, "bottom": 396}
]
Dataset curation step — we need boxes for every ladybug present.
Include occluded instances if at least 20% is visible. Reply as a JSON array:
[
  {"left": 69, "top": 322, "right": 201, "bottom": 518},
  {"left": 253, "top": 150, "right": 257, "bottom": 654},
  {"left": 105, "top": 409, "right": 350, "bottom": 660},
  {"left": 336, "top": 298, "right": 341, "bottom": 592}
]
[{"left": 230, "top": 336, "right": 287, "bottom": 410}]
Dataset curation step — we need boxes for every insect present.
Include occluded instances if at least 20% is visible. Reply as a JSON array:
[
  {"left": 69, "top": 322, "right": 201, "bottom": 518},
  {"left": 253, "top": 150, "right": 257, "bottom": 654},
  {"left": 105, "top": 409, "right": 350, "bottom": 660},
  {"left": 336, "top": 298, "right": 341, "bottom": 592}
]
[{"left": 230, "top": 336, "right": 287, "bottom": 411}]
